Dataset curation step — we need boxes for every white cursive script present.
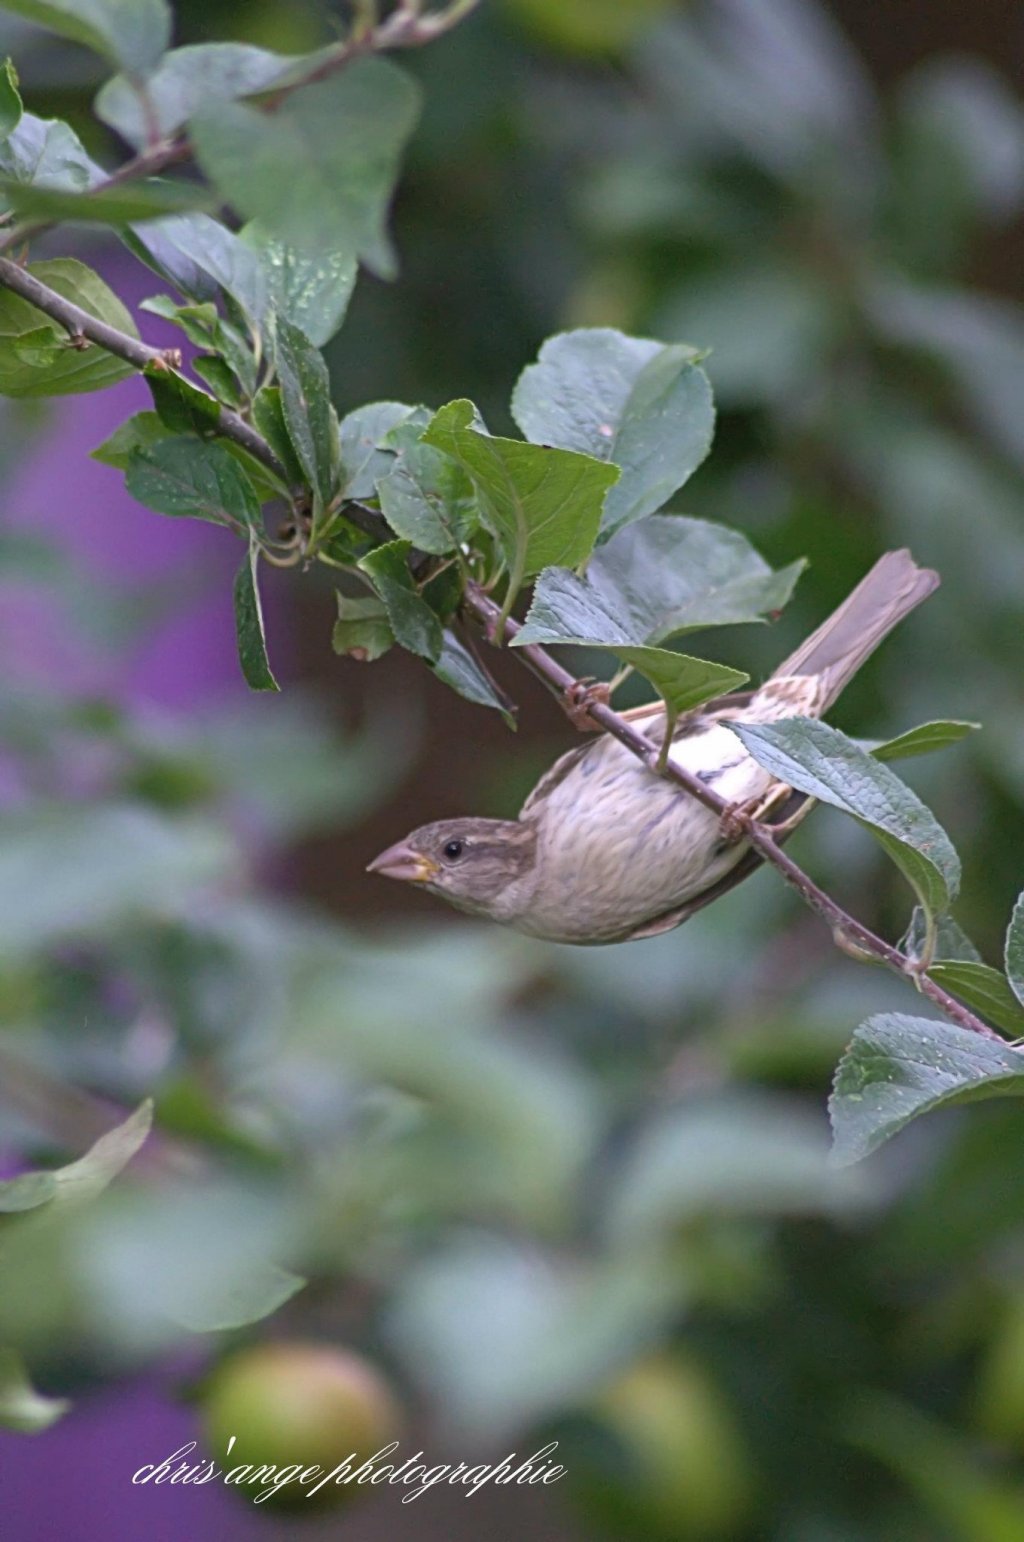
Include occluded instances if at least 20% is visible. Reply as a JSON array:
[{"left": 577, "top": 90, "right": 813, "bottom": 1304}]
[{"left": 132, "top": 1438, "right": 567, "bottom": 1505}]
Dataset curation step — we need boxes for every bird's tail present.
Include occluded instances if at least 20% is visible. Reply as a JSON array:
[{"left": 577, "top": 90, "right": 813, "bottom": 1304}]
[{"left": 771, "top": 549, "right": 939, "bottom": 713}]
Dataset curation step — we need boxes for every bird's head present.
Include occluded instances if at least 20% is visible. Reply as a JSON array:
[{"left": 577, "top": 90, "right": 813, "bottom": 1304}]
[{"left": 367, "top": 817, "right": 537, "bottom": 918}]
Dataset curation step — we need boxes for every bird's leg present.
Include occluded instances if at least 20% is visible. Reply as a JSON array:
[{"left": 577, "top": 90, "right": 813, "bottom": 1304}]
[
  {"left": 719, "top": 783, "right": 794, "bottom": 844},
  {"left": 562, "top": 677, "right": 611, "bottom": 732}
]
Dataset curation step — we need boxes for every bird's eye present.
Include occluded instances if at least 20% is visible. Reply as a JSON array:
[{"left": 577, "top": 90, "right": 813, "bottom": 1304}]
[{"left": 443, "top": 838, "right": 465, "bottom": 862}]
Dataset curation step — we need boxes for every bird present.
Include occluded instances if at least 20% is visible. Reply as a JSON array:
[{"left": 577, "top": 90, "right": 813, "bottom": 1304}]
[{"left": 368, "top": 550, "right": 939, "bottom": 945}]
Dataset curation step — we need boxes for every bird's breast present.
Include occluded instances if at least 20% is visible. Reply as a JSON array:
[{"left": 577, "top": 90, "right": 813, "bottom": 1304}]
[{"left": 519, "top": 722, "right": 775, "bottom": 942}]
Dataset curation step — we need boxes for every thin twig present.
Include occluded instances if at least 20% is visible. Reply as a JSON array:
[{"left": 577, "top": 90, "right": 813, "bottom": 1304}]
[{"left": 462, "top": 583, "right": 1005, "bottom": 1043}]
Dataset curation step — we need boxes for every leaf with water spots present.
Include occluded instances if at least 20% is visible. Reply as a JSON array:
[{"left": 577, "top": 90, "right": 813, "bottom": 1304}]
[
  {"left": 511, "top": 328, "right": 714, "bottom": 539},
  {"left": 733, "top": 716, "right": 960, "bottom": 926},
  {"left": 829, "top": 1014, "right": 1024, "bottom": 1165}
]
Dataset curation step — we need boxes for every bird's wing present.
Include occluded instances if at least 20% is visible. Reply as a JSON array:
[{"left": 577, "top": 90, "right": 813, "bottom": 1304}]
[{"left": 518, "top": 739, "right": 593, "bottom": 820}]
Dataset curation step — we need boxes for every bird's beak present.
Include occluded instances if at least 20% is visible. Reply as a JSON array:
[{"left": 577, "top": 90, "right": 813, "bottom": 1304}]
[{"left": 366, "top": 841, "right": 440, "bottom": 883}]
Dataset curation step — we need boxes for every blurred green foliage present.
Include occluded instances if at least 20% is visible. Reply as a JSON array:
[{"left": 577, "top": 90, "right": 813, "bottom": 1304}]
[{"left": 2, "top": 3, "right": 1024, "bottom": 1541}]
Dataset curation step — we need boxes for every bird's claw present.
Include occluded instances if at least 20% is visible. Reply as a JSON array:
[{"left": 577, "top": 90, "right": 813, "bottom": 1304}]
[
  {"left": 720, "top": 783, "right": 796, "bottom": 843},
  {"left": 718, "top": 801, "right": 750, "bottom": 844},
  {"left": 562, "top": 677, "right": 610, "bottom": 731}
]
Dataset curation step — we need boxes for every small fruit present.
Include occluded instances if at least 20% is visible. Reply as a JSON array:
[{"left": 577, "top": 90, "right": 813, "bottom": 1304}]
[
  {"left": 201, "top": 1341, "right": 402, "bottom": 1511},
  {"left": 580, "top": 1351, "right": 754, "bottom": 1538}
]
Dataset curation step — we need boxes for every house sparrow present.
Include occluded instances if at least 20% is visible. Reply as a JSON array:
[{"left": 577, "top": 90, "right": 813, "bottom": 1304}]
[{"left": 368, "top": 551, "right": 939, "bottom": 945}]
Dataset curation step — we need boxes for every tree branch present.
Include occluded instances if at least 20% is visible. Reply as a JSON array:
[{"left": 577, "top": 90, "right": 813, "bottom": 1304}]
[
  {"left": 461, "top": 583, "right": 1005, "bottom": 1044},
  {"left": 0, "top": 242, "right": 1000, "bottom": 1046},
  {"left": 0, "top": 253, "right": 286, "bottom": 481},
  {"left": 0, "top": 0, "right": 483, "bottom": 255}
]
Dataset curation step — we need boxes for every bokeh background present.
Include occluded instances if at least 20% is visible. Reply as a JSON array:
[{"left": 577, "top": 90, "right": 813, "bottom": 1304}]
[{"left": 2, "top": 1, "right": 1024, "bottom": 1538}]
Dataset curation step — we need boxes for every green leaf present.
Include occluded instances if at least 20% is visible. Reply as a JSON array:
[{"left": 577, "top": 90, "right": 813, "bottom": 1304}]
[
  {"left": 1, "top": 1100, "right": 153, "bottom": 1214},
  {"left": 511, "top": 512, "right": 806, "bottom": 715},
  {"left": 829, "top": 1015, "right": 1024, "bottom": 1165},
  {"left": 9, "top": 324, "right": 61, "bottom": 368},
  {"left": 0, "top": 178, "right": 203, "bottom": 225},
  {"left": 358, "top": 540, "right": 443, "bottom": 662},
  {"left": 338, "top": 400, "right": 417, "bottom": 498},
  {"left": 0, "top": 111, "right": 102, "bottom": 195},
  {"left": 389, "top": 1241, "right": 672, "bottom": 1437},
  {"left": 900, "top": 906, "right": 981, "bottom": 965},
  {"left": 242, "top": 221, "right": 356, "bottom": 348},
  {"left": 869, "top": 719, "right": 980, "bottom": 762},
  {"left": 1006, "top": 890, "right": 1024, "bottom": 1008},
  {"left": 49, "top": 1099, "right": 153, "bottom": 1203},
  {"left": 127, "top": 212, "right": 268, "bottom": 328},
  {"left": 332, "top": 592, "right": 394, "bottom": 662},
  {"left": 423, "top": 399, "right": 619, "bottom": 596},
  {"left": 233, "top": 538, "right": 279, "bottom": 692},
  {"left": 515, "top": 515, "right": 804, "bottom": 647},
  {"left": 252, "top": 384, "right": 304, "bottom": 486},
  {"left": 606, "top": 1095, "right": 861, "bottom": 1245},
  {"left": 842, "top": 1391, "right": 1024, "bottom": 1539},
  {"left": 91, "top": 410, "right": 169, "bottom": 470},
  {"left": 382, "top": 403, "right": 432, "bottom": 452},
  {"left": 140, "top": 291, "right": 215, "bottom": 336},
  {"left": 0, "top": 1350, "right": 69, "bottom": 1432},
  {"left": 144, "top": 363, "right": 220, "bottom": 435},
  {"left": 190, "top": 58, "right": 421, "bottom": 275},
  {"left": 0, "top": 258, "right": 137, "bottom": 397},
  {"left": 0, "top": 1172, "right": 56, "bottom": 1213},
  {"left": 0, "top": 0, "right": 171, "bottom": 75},
  {"left": 612, "top": 648, "right": 748, "bottom": 717},
  {"left": 126, "top": 436, "right": 261, "bottom": 530},
  {"left": 0, "top": 58, "right": 23, "bottom": 144},
  {"left": 191, "top": 354, "right": 242, "bottom": 408},
  {"left": 173, "top": 306, "right": 256, "bottom": 398},
  {"left": 172, "top": 1261, "right": 305, "bottom": 1333},
  {"left": 274, "top": 316, "right": 338, "bottom": 507},
  {"left": 0, "top": 808, "right": 233, "bottom": 957},
  {"left": 512, "top": 328, "right": 715, "bottom": 538},
  {"left": 733, "top": 717, "right": 961, "bottom": 922},
  {"left": 220, "top": 442, "right": 287, "bottom": 505},
  {"left": 140, "top": 292, "right": 258, "bottom": 398},
  {"left": 377, "top": 441, "right": 478, "bottom": 555},
  {"left": 432, "top": 629, "right": 515, "bottom": 727},
  {"left": 927, "top": 962, "right": 1024, "bottom": 1037},
  {"left": 96, "top": 42, "right": 295, "bottom": 148}
]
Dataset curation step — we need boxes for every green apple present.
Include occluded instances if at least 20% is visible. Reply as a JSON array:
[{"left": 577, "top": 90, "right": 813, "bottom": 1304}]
[
  {"left": 201, "top": 1341, "right": 403, "bottom": 1511},
  {"left": 582, "top": 1351, "right": 754, "bottom": 1538}
]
